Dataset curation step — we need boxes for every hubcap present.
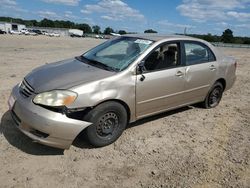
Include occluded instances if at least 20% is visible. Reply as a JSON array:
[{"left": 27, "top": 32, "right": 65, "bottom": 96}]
[
  {"left": 96, "top": 112, "right": 119, "bottom": 138},
  {"left": 209, "top": 87, "right": 222, "bottom": 107}
]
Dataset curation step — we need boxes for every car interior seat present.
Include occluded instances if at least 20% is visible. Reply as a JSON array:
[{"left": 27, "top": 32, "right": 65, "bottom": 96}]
[{"left": 164, "top": 46, "right": 177, "bottom": 67}]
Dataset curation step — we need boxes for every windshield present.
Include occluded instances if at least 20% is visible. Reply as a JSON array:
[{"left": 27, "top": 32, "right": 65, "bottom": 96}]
[{"left": 82, "top": 37, "right": 153, "bottom": 71}]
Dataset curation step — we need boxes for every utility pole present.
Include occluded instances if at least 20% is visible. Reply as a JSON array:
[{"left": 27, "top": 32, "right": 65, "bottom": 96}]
[{"left": 184, "top": 27, "right": 187, "bottom": 35}]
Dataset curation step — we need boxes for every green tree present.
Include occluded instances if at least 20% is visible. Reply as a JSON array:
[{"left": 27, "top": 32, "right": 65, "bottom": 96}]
[
  {"left": 221, "top": 29, "right": 234, "bottom": 43},
  {"left": 92, "top": 25, "right": 101, "bottom": 34},
  {"left": 243, "top": 38, "right": 250, "bottom": 44},
  {"left": 144, "top": 29, "right": 157, "bottom": 33},
  {"left": 104, "top": 27, "right": 114, "bottom": 35},
  {"left": 76, "top": 23, "right": 92, "bottom": 33},
  {"left": 118, "top": 30, "right": 127, "bottom": 35},
  {"left": 39, "top": 18, "right": 55, "bottom": 27},
  {"left": 203, "top": 33, "right": 215, "bottom": 42}
]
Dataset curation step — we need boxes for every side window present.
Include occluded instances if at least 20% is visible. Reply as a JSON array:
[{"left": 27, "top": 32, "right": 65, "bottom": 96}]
[
  {"left": 208, "top": 49, "right": 216, "bottom": 62},
  {"left": 184, "top": 43, "right": 215, "bottom": 65},
  {"left": 144, "top": 43, "right": 180, "bottom": 71}
]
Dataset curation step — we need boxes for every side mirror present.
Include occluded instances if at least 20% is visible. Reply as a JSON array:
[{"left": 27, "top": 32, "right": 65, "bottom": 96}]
[{"left": 137, "top": 61, "right": 146, "bottom": 81}]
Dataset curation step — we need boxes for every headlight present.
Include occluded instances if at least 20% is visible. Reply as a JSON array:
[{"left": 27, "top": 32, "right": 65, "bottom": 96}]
[{"left": 33, "top": 90, "right": 77, "bottom": 107}]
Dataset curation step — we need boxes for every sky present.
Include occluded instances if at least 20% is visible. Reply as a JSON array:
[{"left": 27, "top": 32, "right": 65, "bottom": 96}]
[{"left": 0, "top": 0, "right": 250, "bottom": 36}]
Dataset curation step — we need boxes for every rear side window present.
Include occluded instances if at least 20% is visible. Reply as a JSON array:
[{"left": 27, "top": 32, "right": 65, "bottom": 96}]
[{"left": 184, "top": 42, "right": 216, "bottom": 65}]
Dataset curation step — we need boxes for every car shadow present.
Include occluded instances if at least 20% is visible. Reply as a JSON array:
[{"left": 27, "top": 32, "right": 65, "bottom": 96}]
[
  {"left": 72, "top": 130, "right": 94, "bottom": 149},
  {"left": 0, "top": 111, "right": 64, "bottom": 155}
]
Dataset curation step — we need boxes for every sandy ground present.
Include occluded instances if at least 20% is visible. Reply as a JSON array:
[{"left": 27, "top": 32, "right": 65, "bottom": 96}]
[{"left": 0, "top": 35, "right": 249, "bottom": 188}]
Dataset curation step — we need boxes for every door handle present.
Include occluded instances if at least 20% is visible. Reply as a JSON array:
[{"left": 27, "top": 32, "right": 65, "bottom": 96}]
[
  {"left": 175, "top": 71, "right": 184, "bottom": 77},
  {"left": 209, "top": 65, "right": 216, "bottom": 71}
]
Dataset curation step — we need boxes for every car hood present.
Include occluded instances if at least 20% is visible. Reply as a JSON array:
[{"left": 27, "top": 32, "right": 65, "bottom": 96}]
[{"left": 25, "top": 58, "right": 116, "bottom": 93}]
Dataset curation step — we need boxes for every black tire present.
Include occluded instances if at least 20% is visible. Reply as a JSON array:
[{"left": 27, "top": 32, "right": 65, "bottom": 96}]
[
  {"left": 83, "top": 101, "right": 127, "bottom": 147},
  {"left": 202, "top": 82, "right": 224, "bottom": 109}
]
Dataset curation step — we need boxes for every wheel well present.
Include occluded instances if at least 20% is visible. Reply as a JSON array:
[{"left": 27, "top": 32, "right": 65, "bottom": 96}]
[
  {"left": 96, "top": 99, "right": 131, "bottom": 123},
  {"left": 216, "top": 78, "right": 226, "bottom": 90},
  {"left": 71, "top": 99, "right": 131, "bottom": 143},
  {"left": 66, "top": 99, "right": 131, "bottom": 123}
]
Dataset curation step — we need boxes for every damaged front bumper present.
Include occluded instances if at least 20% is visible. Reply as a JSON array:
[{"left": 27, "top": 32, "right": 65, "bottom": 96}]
[{"left": 9, "top": 85, "right": 92, "bottom": 149}]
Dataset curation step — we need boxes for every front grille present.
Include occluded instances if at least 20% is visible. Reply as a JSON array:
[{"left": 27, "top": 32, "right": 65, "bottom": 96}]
[{"left": 19, "top": 79, "right": 35, "bottom": 98}]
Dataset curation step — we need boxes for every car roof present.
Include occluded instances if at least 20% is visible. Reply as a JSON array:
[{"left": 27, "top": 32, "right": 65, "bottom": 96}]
[{"left": 124, "top": 34, "right": 197, "bottom": 42}]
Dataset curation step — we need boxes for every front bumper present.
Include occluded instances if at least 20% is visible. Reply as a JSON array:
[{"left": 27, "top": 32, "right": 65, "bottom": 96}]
[{"left": 9, "top": 85, "right": 92, "bottom": 149}]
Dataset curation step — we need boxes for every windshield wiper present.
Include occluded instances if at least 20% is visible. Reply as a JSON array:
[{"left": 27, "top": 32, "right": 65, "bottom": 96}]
[
  {"left": 89, "top": 60, "right": 118, "bottom": 72},
  {"left": 75, "top": 56, "right": 88, "bottom": 63},
  {"left": 77, "top": 56, "right": 118, "bottom": 72}
]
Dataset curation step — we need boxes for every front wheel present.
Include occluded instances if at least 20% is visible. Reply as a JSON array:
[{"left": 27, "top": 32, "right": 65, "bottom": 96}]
[
  {"left": 202, "top": 82, "right": 224, "bottom": 109},
  {"left": 83, "top": 101, "right": 128, "bottom": 147}
]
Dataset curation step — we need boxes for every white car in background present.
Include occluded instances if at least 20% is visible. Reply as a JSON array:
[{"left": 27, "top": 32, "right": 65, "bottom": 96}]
[
  {"left": 20, "top": 28, "right": 28, "bottom": 34},
  {"left": 41, "top": 31, "right": 49, "bottom": 35},
  {"left": 20, "top": 29, "right": 37, "bottom": 36},
  {"left": 49, "top": 32, "right": 60, "bottom": 37},
  {"left": 10, "top": 30, "right": 21, "bottom": 35}
]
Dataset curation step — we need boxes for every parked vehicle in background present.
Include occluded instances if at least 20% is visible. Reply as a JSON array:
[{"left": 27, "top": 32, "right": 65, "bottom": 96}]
[
  {"left": 10, "top": 30, "right": 21, "bottom": 35},
  {"left": 32, "top": 29, "right": 42, "bottom": 35},
  {"left": 41, "top": 31, "right": 49, "bottom": 35},
  {"left": 49, "top": 32, "right": 60, "bottom": 37},
  {"left": 27, "top": 30, "right": 38, "bottom": 36},
  {"left": 20, "top": 28, "right": 28, "bottom": 34},
  {"left": 0, "top": 29, "right": 6, "bottom": 34},
  {"left": 20, "top": 29, "right": 38, "bottom": 36},
  {"left": 95, "top": 35, "right": 104, "bottom": 39},
  {"left": 69, "top": 29, "right": 83, "bottom": 37},
  {"left": 110, "top": 33, "right": 121, "bottom": 37},
  {"left": 8, "top": 34, "right": 236, "bottom": 149}
]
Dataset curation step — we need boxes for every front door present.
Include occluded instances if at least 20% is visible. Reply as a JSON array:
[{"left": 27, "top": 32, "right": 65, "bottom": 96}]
[{"left": 135, "top": 42, "right": 186, "bottom": 119}]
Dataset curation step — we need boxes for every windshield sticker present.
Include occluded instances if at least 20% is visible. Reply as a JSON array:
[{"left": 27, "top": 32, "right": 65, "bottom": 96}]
[{"left": 134, "top": 39, "right": 153, "bottom": 45}]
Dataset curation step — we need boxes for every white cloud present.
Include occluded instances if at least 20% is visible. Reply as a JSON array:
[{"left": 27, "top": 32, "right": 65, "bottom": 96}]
[
  {"left": 227, "top": 11, "right": 250, "bottom": 21},
  {"left": 156, "top": 20, "right": 195, "bottom": 34},
  {"left": 235, "top": 23, "right": 250, "bottom": 29},
  {"left": 38, "top": 10, "right": 61, "bottom": 19},
  {"left": 101, "top": 15, "right": 115, "bottom": 20},
  {"left": 157, "top": 20, "right": 194, "bottom": 29},
  {"left": 81, "top": 0, "right": 145, "bottom": 21},
  {"left": 0, "top": 0, "right": 27, "bottom": 13},
  {"left": 64, "top": 11, "right": 78, "bottom": 19},
  {"left": 0, "top": 0, "right": 17, "bottom": 6},
  {"left": 218, "top": 22, "right": 229, "bottom": 26},
  {"left": 41, "top": 0, "right": 80, "bottom": 6},
  {"left": 37, "top": 10, "right": 79, "bottom": 20},
  {"left": 177, "top": 0, "right": 250, "bottom": 22},
  {"left": 82, "top": 17, "right": 94, "bottom": 23}
]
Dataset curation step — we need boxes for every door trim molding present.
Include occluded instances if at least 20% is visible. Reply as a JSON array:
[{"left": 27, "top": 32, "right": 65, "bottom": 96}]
[{"left": 137, "top": 84, "right": 210, "bottom": 105}]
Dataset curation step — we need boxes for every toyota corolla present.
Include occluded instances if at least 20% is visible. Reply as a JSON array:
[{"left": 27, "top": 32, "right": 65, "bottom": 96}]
[{"left": 8, "top": 34, "right": 236, "bottom": 149}]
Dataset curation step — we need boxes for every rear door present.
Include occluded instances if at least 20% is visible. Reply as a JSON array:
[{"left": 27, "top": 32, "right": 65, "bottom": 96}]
[{"left": 182, "top": 41, "right": 218, "bottom": 103}]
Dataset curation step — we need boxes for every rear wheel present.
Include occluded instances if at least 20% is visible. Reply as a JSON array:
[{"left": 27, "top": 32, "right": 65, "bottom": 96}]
[
  {"left": 83, "top": 101, "right": 127, "bottom": 147},
  {"left": 202, "top": 82, "right": 224, "bottom": 109}
]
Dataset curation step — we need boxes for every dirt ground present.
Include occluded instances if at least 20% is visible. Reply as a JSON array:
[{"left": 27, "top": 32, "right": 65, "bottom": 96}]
[{"left": 0, "top": 35, "right": 249, "bottom": 188}]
